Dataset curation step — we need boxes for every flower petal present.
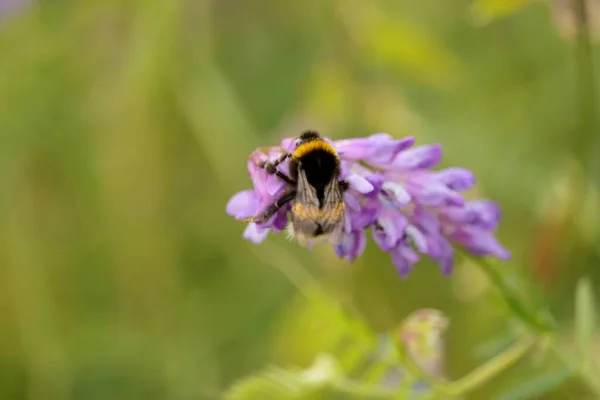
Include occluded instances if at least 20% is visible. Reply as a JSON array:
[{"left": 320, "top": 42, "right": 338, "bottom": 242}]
[
  {"left": 432, "top": 239, "right": 454, "bottom": 275},
  {"left": 344, "top": 191, "right": 361, "bottom": 211},
  {"left": 411, "top": 207, "right": 441, "bottom": 233},
  {"left": 437, "top": 251, "right": 454, "bottom": 275},
  {"left": 391, "top": 244, "right": 419, "bottom": 278},
  {"left": 335, "top": 134, "right": 414, "bottom": 166},
  {"left": 335, "top": 138, "right": 371, "bottom": 160},
  {"left": 347, "top": 174, "right": 375, "bottom": 194},
  {"left": 364, "top": 135, "right": 416, "bottom": 168},
  {"left": 267, "top": 174, "right": 286, "bottom": 196},
  {"left": 335, "top": 230, "right": 367, "bottom": 262},
  {"left": 247, "top": 160, "right": 271, "bottom": 201},
  {"left": 343, "top": 206, "right": 353, "bottom": 234},
  {"left": 406, "top": 179, "right": 464, "bottom": 207},
  {"left": 352, "top": 231, "right": 367, "bottom": 262},
  {"left": 439, "top": 200, "right": 501, "bottom": 230},
  {"left": 450, "top": 228, "right": 511, "bottom": 260},
  {"left": 375, "top": 206, "right": 407, "bottom": 250},
  {"left": 280, "top": 137, "right": 296, "bottom": 153},
  {"left": 467, "top": 200, "right": 501, "bottom": 229},
  {"left": 339, "top": 161, "right": 351, "bottom": 180},
  {"left": 365, "top": 173, "right": 385, "bottom": 195},
  {"left": 226, "top": 190, "right": 259, "bottom": 219},
  {"left": 372, "top": 228, "right": 388, "bottom": 251},
  {"left": 350, "top": 203, "right": 378, "bottom": 231},
  {"left": 405, "top": 225, "right": 428, "bottom": 253},
  {"left": 382, "top": 181, "right": 412, "bottom": 205},
  {"left": 243, "top": 223, "right": 270, "bottom": 243},
  {"left": 434, "top": 168, "right": 475, "bottom": 191},
  {"left": 367, "top": 133, "right": 394, "bottom": 142},
  {"left": 271, "top": 210, "right": 290, "bottom": 232},
  {"left": 392, "top": 145, "right": 442, "bottom": 170}
]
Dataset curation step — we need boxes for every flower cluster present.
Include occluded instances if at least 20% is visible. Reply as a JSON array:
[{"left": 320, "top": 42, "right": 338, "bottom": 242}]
[{"left": 226, "top": 133, "right": 510, "bottom": 277}]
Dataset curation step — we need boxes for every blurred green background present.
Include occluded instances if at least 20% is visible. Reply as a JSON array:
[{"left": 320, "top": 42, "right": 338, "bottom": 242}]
[{"left": 1, "top": 0, "right": 600, "bottom": 398}]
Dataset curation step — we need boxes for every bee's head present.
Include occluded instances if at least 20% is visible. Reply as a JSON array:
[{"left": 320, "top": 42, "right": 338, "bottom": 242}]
[{"left": 295, "top": 130, "right": 321, "bottom": 148}]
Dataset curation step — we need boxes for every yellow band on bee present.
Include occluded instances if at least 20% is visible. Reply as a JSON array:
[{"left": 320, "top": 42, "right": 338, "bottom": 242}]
[
  {"left": 292, "top": 203, "right": 319, "bottom": 219},
  {"left": 292, "top": 202, "right": 344, "bottom": 221},
  {"left": 292, "top": 140, "right": 338, "bottom": 159}
]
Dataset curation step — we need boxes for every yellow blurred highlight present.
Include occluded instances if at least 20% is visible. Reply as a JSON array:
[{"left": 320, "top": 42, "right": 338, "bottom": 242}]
[
  {"left": 452, "top": 259, "right": 492, "bottom": 303},
  {"left": 469, "top": 0, "right": 530, "bottom": 25}
]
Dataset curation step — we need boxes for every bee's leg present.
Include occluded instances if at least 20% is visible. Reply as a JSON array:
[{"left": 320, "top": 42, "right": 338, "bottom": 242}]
[
  {"left": 263, "top": 152, "right": 290, "bottom": 168},
  {"left": 257, "top": 153, "right": 296, "bottom": 185},
  {"left": 339, "top": 180, "right": 349, "bottom": 192},
  {"left": 243, "top": 190, "right": 296, "bottom": 224}
]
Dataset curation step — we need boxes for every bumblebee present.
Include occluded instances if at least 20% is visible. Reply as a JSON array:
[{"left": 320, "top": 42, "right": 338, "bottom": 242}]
[{"left": 244, "top": 131, "right": 348, "bottom": 245}]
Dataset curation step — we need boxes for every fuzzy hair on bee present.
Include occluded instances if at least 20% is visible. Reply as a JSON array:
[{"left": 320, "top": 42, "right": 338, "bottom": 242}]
[{"left": 243, "top": 130, "right": 349, "bottom": 246}]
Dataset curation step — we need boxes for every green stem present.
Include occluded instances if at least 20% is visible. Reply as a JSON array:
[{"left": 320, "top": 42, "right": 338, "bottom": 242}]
[
  {"left": 571, "top": 0, "right": 598, "bottom": 279},
  {"left": 459, "top": 250, "right": 555, "bottom": 332},
  {"left": 572, "top": 0, "right": 597, "bottom": 174},
  {"left": 444, "top": 336, "right": 534, "bottom": 396}
]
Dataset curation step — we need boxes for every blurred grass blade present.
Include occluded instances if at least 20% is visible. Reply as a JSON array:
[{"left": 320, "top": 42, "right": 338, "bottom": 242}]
[
  {"left": 497, "top": 367, "right": 574, "bottom": 400},
  {"left": 575, "top": 277, "right": 596, "bottom": 362},
  {"left": 473, "top": 331, "right": 519, "bottom": 361}
]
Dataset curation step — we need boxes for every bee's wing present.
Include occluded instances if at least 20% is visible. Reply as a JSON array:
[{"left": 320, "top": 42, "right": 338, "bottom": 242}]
[
  {"left": 291, "top": 165, "right": 320, "bottom": 244},
  {"left": 321, "top": 177, "right": 346, "bottom": 246},
  {"left": 326, "top": 213, "right": 345, "bottom": 246},
  {"left": 322, "top": 174, "right": 344, "bottom": 206},
  {"left": 294, "top": 164, "right": 320, "bottom": 206}
]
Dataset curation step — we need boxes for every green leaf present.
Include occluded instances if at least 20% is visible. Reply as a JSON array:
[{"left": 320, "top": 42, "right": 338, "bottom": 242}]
[
  {"left": 271, "top": 291, "right": 378, "bottom": 374},
  {"left": 575, "top": 277, "right": 597, "bottom": 363},
  {"left": 224, "top": 354, "right": 341, "bottom": 400},
  {"left": 496, "top": 366, "right": 574, "bottom": 400},
  {"left": 224, "top": 368, "right": 306, "bottom": 400}
]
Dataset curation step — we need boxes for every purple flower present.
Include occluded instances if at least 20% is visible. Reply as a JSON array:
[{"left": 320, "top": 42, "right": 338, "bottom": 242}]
[{"left": 226, "top": 133, "right": 510, "bottom": 277}]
